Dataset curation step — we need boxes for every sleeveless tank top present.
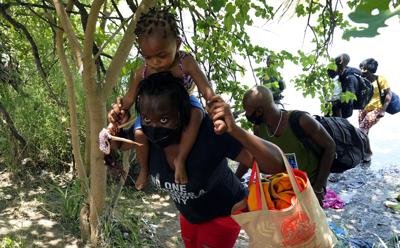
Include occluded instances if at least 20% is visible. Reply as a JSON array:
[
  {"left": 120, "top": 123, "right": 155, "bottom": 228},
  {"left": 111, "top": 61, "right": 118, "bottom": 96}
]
[{"left": 258, "top": 111, "right": 319, "bottom": 182}]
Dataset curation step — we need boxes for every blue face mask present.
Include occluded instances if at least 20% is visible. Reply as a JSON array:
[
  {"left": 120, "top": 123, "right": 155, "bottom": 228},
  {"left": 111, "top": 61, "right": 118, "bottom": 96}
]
[{"left": 141, "top": 125, "right": 180, "bottom": 148}]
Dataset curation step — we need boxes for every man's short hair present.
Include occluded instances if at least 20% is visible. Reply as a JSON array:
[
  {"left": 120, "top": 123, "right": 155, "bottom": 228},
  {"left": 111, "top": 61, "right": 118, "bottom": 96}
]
[{"left": 335, "top": 53, "right": 350, "bottom": 67}]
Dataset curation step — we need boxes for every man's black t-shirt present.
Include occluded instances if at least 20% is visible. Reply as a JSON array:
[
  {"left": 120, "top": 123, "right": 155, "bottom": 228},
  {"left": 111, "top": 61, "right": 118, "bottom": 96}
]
[{"left": 148, "top": 116, "right": 245, "bottom": 224}]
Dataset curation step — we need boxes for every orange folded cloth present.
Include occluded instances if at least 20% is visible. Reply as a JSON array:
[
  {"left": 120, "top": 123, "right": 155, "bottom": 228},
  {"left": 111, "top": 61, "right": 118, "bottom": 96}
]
[{"left": 248, "top": 169, "right": 307, "bottom": 211}]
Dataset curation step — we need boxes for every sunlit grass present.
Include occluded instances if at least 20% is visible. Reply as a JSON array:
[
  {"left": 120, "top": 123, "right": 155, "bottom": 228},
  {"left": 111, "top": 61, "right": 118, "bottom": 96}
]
[
  {"left": 97, "top": 185, "right": 162, "bottom": 247},
  {"left": 0, "top": 236, "right": 26, "bottom": 248}
]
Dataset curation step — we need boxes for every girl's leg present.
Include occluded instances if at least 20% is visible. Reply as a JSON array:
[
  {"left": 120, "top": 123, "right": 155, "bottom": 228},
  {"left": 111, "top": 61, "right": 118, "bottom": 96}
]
[
  {"left": 358, "top": 110, "right": 368, "bottom": 133},
  {"left": 359, "top": 109, "right": 381, "bottom": 134},
  {"left": 174, "top": 107, "right": 203, "bottom": 184},
  {"left": 134, "top": 128, "right": 149, "bottom": 190}
]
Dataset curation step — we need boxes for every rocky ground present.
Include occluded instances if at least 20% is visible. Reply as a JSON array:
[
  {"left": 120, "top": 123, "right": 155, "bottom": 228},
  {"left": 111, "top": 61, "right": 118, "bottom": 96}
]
[
  {"left": 0, "top": 163, "right": 399, "bottom": 247},
  {"left": 323, "top": 165, "right": 400, "bottom": 246}
]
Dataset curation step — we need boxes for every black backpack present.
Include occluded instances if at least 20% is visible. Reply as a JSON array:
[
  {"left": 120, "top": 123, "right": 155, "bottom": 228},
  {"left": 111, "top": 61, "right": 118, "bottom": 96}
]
[
  {"left": 344, "top": 69, "right": 374, "bottom": 109},
  {"left": 289, "top": 111, "right": 371, "bottom": 173}
]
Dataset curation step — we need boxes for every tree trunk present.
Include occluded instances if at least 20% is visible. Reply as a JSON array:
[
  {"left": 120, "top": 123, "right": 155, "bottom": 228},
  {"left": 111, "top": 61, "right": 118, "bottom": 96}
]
[
  {"left": 87, "top": 98, "right": 107, "bottom": 244},
  {"left": 55, "top": 28, "right": 89, "bottom": 194},
  {"left": 53, "top": 0, "right": 157, "bottom": 244}
]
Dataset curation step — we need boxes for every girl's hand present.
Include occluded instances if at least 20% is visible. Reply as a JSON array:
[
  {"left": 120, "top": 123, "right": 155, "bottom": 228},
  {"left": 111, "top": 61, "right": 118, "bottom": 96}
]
[{"left": 107, "top": 97, "right": 129, "bottom": 135}]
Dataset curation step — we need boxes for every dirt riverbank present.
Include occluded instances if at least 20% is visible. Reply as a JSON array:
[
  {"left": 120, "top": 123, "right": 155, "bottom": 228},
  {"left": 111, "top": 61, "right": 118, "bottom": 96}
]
[{"left": 1, "top": 163, "right": 399, "bottom": 247}]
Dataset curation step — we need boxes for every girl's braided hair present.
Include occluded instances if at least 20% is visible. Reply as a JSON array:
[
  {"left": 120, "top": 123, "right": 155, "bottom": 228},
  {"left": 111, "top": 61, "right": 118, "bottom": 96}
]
[{"left": 135, "top": 8, "right": 180, "bottom": 39}]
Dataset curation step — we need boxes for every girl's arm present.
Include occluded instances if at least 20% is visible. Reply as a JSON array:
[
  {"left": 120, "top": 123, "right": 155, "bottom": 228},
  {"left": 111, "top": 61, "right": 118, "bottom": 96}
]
[
  {"left": 183, "top": 54, "right": 215, "bottom": 101},
  {"left": 107, "top": 66, "right": 143, "bottom": 135},
  {"left": 121, "top": 65, "right": 144, "bottom": 110},
  {"left": 183, "top": 54, "right": 227, "bottom": 134}
]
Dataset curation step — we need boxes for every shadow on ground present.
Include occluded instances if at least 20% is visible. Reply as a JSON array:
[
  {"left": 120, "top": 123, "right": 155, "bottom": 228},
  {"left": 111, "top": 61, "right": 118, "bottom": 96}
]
[{"left": 0, "top": 168, "right": 79, "bottom": 247}]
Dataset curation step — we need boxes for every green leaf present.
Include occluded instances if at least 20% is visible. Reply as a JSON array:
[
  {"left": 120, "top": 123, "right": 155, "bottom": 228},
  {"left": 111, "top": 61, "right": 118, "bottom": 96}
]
[
  {"left": 344, "top": 0, "right": 400, "bottom": 39},
  {"left": 195, "top": 0, "right": 208, "bottom": 9},
  {"left": 210, "top": 0, "right": 226, "bottom": 12},
  {"left": 295, "top": 4, "right": 306, "bottom": 17},
  {"left": 341, "top": 91, "right": 357, "bottom": 103},
  {"left": 225, "top": 2, "right": 236, "bottom": 14},
  {"left": 224, "top": 14, "right": 234, "bottom": 31}
]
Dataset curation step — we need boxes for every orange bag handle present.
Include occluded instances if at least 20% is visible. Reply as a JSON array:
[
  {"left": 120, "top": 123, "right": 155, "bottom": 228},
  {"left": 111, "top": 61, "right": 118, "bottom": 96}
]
[{"left": 248, "top": 159, "right": 268, "bottom": 210}]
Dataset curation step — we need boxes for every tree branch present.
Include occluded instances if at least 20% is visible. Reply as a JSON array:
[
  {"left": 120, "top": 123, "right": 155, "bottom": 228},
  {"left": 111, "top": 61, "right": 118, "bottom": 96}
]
[
  {"left": 110, "top": 0, "right": 126, "bottom": 31},
  {"left": 0, "top": 101, "right": 27, "bottom": 146},
  {"left": 53, "top": 0, "right": 83, "bottom": 71},
  {"left": 72, "top": 0, "right": 106, "bottom": 74},
  {"left": 102, "top": 0, "right": 157, "bottom": 98},
  {"left": 126, "top": 0, "right": 138, "bottom": 13}
]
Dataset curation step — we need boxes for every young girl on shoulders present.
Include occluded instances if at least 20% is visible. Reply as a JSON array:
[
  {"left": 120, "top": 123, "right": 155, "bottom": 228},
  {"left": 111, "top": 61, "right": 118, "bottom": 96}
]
[{"left": 109, "top": 8, "right": 226, "bottom": 190}]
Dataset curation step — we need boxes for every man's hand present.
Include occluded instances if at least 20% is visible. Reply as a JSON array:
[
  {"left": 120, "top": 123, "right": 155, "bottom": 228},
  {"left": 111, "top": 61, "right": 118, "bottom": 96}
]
[
  {"left": 213, "top": 119, "right": 228, "bottom": 135},
  {"left": 312, "top": 186, "right": 325, "bottom": 207}
]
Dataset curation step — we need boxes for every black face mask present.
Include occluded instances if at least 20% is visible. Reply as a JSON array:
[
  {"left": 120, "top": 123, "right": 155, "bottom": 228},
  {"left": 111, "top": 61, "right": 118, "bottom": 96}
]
[
  {"left": 245, "top": 113, "right": 264, "bottom": 125},
  {"left": 142, "top": 125, "right": 180, "bottom": 148}
]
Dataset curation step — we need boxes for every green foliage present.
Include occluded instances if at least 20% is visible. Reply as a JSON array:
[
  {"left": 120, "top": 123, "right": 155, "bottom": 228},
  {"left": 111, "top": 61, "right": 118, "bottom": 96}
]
[
  {"left": 210, "top": 0, "right": 226, "bottom": 12},
  {"left": 1, "top": 0, "right": 391, "bottom": 173},
  {"left": 341, "top": 91, "right": 357, "bottom": 103},
  {"left": 100, "top": 215, "right": 158, "bottom": 247},
  {"left": 1, "top": 0, "right": 399, "bottom": 245},
  {"left": 387, "top": 233, "right": 400, "bottom": 247},
  {"left": 0, "top": 3, "right": 85, "bottom": 171},
  {"left": 46, "top": 179, "right": 84, "bottom": 233},
  {"left": 292, "top": 51, "right": 333, "bottom": 102},
  {"left": 344, "top": 0, "right": 400, "bottom": 39},
  {"left": 288, "top": 1, "right": 354, "bottom": 113}
]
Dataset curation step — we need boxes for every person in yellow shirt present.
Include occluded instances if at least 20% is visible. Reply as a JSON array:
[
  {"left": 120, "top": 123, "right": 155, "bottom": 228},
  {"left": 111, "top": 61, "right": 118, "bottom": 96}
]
[{"left": 358, "top": 58, "right": 393, "bottom": 134}]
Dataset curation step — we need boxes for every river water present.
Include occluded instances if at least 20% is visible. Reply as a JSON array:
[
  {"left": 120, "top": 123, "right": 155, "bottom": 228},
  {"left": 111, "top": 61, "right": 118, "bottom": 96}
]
[{"left": 348, "top": 113, "right": 400, "bottom": 171}]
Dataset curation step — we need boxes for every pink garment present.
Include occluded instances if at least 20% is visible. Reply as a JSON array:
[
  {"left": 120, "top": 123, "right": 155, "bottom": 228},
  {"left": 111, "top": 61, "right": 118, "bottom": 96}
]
[{"left": 323, "top": 188, "right": 345, "bottom": 209}]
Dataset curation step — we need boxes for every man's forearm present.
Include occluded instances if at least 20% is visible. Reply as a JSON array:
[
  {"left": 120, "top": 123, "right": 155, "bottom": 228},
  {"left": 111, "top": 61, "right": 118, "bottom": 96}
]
[
  {"left": 314, "top": 152, "right": 334, "bottom": 190},
  {"left": 229, "top": 126, "right": 284, "bottom": 175}
]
